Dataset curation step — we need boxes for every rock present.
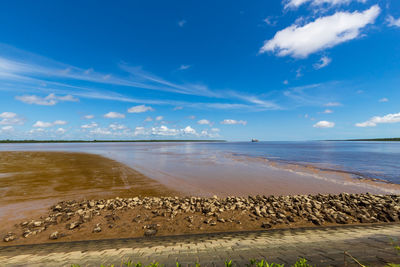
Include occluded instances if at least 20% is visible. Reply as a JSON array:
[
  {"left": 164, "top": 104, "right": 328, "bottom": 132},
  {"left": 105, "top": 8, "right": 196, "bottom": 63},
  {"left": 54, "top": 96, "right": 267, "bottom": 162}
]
[
  {"left": 261, "top": 222, "right": 272, "bottom": 229},
  {"left": 217, "top": 218, "right": 225, "bottom": 223},
  {"left": 93, "top": 225, "right": 102, "bottom": 233},
  {"left": 49, "top": 231, "right": 59, "bottom": 240},
  {"left": 3, "top": 232, "right": 16, "bottom": 242},
  {"left": 203, "top": 218, "right": 212, "bottom": 224},
  {"left": 144, "top": 229, "right": 157, "bottom": 236},
  {"left": 23, "top": 230, "right": 32, "bottom": 238},
  {"left": 33, "top": 221, "right": 43, "bottom": 227},
  {"left": 254, "top": 207, "right": 262, "bottom": 217},
  {"left": 66, "top": 222, "right": 80, "bottom": 230}
]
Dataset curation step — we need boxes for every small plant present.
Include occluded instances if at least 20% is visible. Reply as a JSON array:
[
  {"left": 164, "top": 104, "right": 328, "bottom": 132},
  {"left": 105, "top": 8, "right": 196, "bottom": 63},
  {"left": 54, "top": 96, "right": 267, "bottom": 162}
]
[
  {"left": 225, "top": 259, "right": 233, "bottom": 267},
  {"left": 291, "top": 258, "right": 313, "bottom": 267},
  {"left": 247, "top": 259, "right": 284, "bottom": 267},
  {"left": 176, "top": 263, "right": 181, "bottom": 267}
]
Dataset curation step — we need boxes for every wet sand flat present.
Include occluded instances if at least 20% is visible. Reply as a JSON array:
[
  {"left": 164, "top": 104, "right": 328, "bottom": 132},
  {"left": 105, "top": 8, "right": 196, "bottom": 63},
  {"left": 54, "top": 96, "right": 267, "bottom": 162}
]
[{"left": 0, "top": 151, "right": 176, "bottom": 230}]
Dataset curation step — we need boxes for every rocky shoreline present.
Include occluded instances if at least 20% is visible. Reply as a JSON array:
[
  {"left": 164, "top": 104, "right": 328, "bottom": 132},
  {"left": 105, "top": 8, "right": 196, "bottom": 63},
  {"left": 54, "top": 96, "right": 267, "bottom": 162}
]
[{"left": 3, "top": 193, "right": 400, "bottom": 245}]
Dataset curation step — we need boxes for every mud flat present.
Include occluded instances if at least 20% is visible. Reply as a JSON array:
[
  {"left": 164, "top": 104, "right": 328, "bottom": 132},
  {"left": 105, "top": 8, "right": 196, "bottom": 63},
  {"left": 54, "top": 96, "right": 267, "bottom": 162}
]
[{"left": 0, "top": 151, "right": 176, "bottom": 232}]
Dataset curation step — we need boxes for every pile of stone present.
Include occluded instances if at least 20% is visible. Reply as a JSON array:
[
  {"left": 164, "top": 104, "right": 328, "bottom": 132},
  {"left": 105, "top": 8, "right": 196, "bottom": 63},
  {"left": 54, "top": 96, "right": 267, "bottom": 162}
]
[{"left": 3, "top": 193, "right": 400, "bottom": 242}]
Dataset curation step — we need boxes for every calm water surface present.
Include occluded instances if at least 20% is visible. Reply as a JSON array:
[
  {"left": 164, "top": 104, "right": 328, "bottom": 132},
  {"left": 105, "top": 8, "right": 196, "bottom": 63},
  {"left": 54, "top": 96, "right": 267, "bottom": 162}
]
[{"left": 0, "top": 141, "right": 399, "bottom": 194}]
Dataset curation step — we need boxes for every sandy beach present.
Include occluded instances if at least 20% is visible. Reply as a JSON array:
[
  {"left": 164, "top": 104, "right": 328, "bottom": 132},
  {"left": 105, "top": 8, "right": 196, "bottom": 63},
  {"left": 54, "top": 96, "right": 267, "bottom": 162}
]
[{"left": 1, "top": 150, "right": 400, "bottom": 246}]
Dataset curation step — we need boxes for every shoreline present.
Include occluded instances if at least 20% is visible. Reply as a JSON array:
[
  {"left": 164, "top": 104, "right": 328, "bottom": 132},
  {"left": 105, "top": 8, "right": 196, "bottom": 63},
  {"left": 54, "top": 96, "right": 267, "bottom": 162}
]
[{"left": 2, "top": 193, "right": 400, "bottom": 246}]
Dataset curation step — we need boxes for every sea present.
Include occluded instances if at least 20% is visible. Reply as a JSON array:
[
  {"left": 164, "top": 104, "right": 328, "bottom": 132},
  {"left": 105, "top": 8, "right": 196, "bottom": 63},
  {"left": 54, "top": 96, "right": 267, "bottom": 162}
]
[{"left": 1, "top": 141, "right": 399, "bottom": 195}]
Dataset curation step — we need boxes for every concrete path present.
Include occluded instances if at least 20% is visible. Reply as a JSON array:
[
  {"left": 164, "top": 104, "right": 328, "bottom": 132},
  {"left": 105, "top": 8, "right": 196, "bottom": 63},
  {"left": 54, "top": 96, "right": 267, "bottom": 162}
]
[{"left": 1, "top": 224, "right": 400, "bottom": 267}]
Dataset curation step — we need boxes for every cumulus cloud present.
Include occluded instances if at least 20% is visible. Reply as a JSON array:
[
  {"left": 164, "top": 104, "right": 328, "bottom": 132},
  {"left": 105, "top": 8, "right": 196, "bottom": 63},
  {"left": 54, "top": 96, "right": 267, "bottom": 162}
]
[
  {"left": 220, "top": 119, "right": 247, "bottom": 126},
  {"left": 197, "top": 119, "right": 211, "bottom": 125},
  {"left": 324, "top": 102, "right": 342, "bottom": 107},
  {"left": 1, "top": 126, "right": 14, "bottom": 132},
  {"left": 151, "top": 125, "right": 180, "bottom": 136},
  {"left": 55, "top": 128, "right": 66, "bottom": 134},
  {"left": 15, "top": 93, "right": 78, "bottom": 106},
  {"left": 127, "top": 105, "right": 154, "bottom": 113},
  {"left": 379, "top": 97, "right": 389, "bottom": 103},
  {"left": 284, "top": 0, "right": 367, "bottom": 9},
  {"left": 90, "top": 128, "right": 112, "bottom": 135},
  {"left": 104, "top": 112, "right": 125, "bottom": 119},
  {"left": 173, "top": 106, "right": 183, "bottom": 111},
  {"left": 0, "top": 112, "right": 17, "bottom": 119},
  {"left": 81, "top": 122, "right": 98, "bottom": 129},
  {"left": 53, "top": 120, "right": 67, "bottom": 125},
  {"left": 109, "top": 123, "right": 127, "bottom": 130},
  {"left": 33, "top": 121, "right": 53, "bottom": 128},
  {"left": 156, "top": 116, "right": 164, "bottom": 121},
  {"left": 314, "top": 56, "right": 332, "bottom": 69},
  {"left": 355, "top": 112, "right": 400, "bottom": 127},
  {"left": 0, "top": 112, "right": 24, "bottom": 125},
  {"left": 323, "top": 109, "right": 333, "bottom": 114},
  {"left": 84, "top": 115, "right": 94, "bottom": 119},
  {"left": 33, "top": 120, "right": 66, "bottom": 128},
  {"left": 313, "top": 120, "right": 335, "bottom": 128},
  {"left": 260, "top": 5, "right": 380, "bottom": 58},
  {"left": 387, "top": 15, "right": 400, "bottom": 27},
  {"left": 183, "top": 126, "right": 197, "bottom": 135},
  {"left": 144, "top": 117, "right": 153, "bottom": 122}
]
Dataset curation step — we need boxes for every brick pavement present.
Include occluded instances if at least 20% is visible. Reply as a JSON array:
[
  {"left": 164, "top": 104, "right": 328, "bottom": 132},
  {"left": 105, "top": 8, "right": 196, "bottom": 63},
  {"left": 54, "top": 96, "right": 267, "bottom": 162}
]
[{"left": 1, "top": 224, "right": 400, "bottom": 267}]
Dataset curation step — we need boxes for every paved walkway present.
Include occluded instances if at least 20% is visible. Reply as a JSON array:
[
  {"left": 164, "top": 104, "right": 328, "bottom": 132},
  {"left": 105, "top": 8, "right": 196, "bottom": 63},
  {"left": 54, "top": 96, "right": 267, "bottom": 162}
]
[{"left": 1, "top": 224, "right": 400, "bottom": 267}]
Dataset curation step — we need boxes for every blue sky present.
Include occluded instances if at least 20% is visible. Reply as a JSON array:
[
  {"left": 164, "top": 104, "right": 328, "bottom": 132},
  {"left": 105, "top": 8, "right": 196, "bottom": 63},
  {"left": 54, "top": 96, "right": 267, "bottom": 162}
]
[{"left": 0, "top": 0, "right": 399, "bottom": 141}]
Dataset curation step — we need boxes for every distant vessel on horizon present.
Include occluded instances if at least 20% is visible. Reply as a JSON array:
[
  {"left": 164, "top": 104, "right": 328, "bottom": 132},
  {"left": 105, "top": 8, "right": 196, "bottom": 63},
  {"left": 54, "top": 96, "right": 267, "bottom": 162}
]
[{"left": 251, "top": 138, "right": 259, "bottom": 142}]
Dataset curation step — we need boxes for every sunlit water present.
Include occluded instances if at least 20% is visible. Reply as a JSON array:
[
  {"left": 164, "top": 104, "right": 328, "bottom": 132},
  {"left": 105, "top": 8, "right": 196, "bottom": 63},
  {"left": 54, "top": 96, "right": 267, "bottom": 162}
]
[{"left": 1, "top": 141, "right": 399, "bottom": 195}]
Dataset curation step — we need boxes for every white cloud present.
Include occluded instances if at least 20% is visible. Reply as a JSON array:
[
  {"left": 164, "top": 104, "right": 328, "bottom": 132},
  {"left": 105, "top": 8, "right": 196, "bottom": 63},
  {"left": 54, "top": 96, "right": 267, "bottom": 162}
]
[
  {"left": 220, "top": 119, "right": 247, "bottom": 126},
  {"left": 152, "top": 125, "right": 180, "bottom": 136},
  {"left": 53, "top": 120, "right": 67, "bottom": 125},
  {"left": 0, "top": 112, "right": 24, "bottom": 125},
  {"left": 211, "top": 128, "right": 220, "bottom": 132},
  {"left": 355, "top": 112, "right": 400, "bottom": 127},
  {"left": 283, "top": 80, "right": 289, "bottom": 85},
  {"left": 183, "top": 126, "right": 197, "bottom": 135},
  {"left": 156, "top": 116, "right": 164, "bottom": 121},
  {"left": 314, "top": 56, "right": 332, "bottom": 69},
  {"left": 323, "top": 109, "right": 333, "bottom": 114},
  {"left": 134, "top": 126, "right": 147, "bottom": 136},
  {"left": 324, "top": 102, "right": 342, "bottom": 107},
  {"left": 144, "top": 117, "right": 153, "bottom": 122},
  {"left": 127, "top": 105, "right": 154, "bottom": 113},
  {"left": 178, "top": 20, "right": 186, "bottom": 27},
  {"left": 33, "top": 120, "right": 67, "bottom": 128},
  {"left": 197, "top": 119, "right": 211, "bottom": 125},
  {"left": 104, "top": 112, "right": 125, "bottom": 119},
  {"left": 188, "top": 115, "right": 196, "bottom": 120},
  {"left": 261, "top": 5, "right": 380, "bottom": 58},
  {"left": 0, "top": 112, "right": 17, "bottom": 119},
  {"left": 109, "top": 123, "right": 127, "bottom": 130},
  {"left": 387, "top": 15, "right": 400, "bottom": 27},
  {"left": 90, "top": 128, "right": 112, "bottom": 135},
  {"left": 379, "top": 97, "right": 389, "bottom": 103},
  {"left": 15, "top": 93, "right": 78, "bottom": 106},
  {"left": 313, "top": 120, "right": 335, "bottom": 128},
  {"left": 173, "top": 106, "right": 183, "bottom": 111},
  {"left": 284, "top": 0, "right": 367, "bottom": 9},
  {"left": 84, "top": 115, "right": 94, "bottom": 119},
  {"left": 1, "top": 126, "right": 14, "bottom": 132},
  {"left": 55, "top": 128, "right": 66, "bottom": 134},
  {"left": 179, "top": 65, "right": 191, "bottom": 70},
  {"left": 33, "top": 121, "right": 53, "bottom": 128},
  {"left": 264, "top": 17, "right": 277, "bottom": 26},
  {"left": 81, "top": 122, "right": 98, "bottom": 129}
]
